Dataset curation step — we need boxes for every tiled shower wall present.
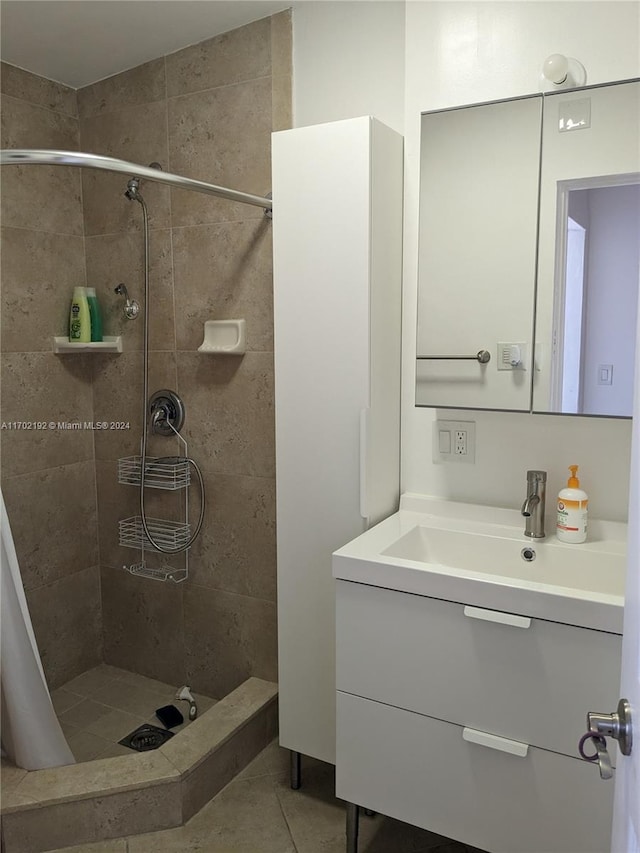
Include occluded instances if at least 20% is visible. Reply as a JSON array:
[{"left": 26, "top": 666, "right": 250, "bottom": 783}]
[
  {"left": 0, "top": 63, "right": 103, "bottom": 688},
  {"left": 1, "top": 12, "right": 291, "bottom": 698}
]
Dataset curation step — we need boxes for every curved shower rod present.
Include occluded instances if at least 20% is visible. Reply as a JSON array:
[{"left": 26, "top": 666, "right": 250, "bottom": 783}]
[{"left": 0, "top": 149, "right": 273, "bottom": 212}]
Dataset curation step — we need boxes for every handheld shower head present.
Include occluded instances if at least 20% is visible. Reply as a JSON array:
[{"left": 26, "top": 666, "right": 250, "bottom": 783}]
[
  {"left": 125, "top": 177, "right": 141, "bottom": 201},
  {"left": 125, "top": 164, "right": 161, "bottom": 202}
]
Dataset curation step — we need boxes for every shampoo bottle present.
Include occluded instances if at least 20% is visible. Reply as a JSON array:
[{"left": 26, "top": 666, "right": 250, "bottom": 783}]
[
  {"left": 86, "top": 287, "right": 103, "bottom": 342},
  {"left": 69, "top": 286, "right": 91, "bottom": 343},
  {"left": 556, "top": 465, "right": 588, "bottom": 543}
]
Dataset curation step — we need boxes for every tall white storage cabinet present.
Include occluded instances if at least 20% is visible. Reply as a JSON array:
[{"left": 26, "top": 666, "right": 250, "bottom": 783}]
[{"left": 272, "top": 117, "right": 404, "bottom": 765}]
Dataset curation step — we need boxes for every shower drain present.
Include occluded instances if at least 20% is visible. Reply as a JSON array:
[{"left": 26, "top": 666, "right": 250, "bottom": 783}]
[{"left": 118, "top": 723, "right": 174, "bottom": 752}]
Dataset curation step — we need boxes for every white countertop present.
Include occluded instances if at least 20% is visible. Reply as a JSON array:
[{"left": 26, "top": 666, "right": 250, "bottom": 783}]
[{"left": 332, "top": 494, "right": 626, "bottom": 634}]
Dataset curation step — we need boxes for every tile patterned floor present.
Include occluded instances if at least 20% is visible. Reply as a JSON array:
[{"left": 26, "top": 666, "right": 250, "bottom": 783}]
[
  {"left": 50, "top": 664, "right": 216, "bottom": 762},
  {"left": 46, "top": 741, "right": 485, "bottom": 853}
]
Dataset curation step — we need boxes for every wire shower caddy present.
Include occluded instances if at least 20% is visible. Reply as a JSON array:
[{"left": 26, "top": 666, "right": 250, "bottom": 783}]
[{"left": 118, "top": 426, "right": 191, "bottom": 583}]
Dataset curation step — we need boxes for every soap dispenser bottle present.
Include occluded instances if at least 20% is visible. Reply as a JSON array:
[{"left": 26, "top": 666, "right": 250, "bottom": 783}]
[{"left": 556, "top": 465, "right": 588, "bottom": 543}]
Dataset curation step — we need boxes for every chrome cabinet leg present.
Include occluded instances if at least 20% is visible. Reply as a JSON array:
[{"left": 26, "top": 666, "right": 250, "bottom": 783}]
[
  {"left": 290, "top": 750, "right": 302, "bottom": 790},
  {"left": 346, "top": 802, "right": 359, "bottom": 853}
]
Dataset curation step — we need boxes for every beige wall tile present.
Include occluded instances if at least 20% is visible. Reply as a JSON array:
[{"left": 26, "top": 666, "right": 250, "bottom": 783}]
[
  {"left": 45, "top": 841, "right": 127, "bottom": 853},
  {"left": 0, "top": 352, "right": 94, "bottom": 476},
  {"left": 272, "top": 74, "right": 293, "bottom": 132},
  {"left": 184, "top": 586, "right": 277, "bottom": 698},
  {"left": 271, "top": 10, "right": 292, "bottom": 79},
  {"left": 0, "top": 62, "right": 78, "bottom": 117},
  {"left": 78, "top": 58, "right": 166, "bottom": 119},
  {"left": 95, "top": 459, "right": 140, "bottom": 569},
  {"left": 16, "top": 748, "right": 178, "bottom": 803},
  {"left": 2, "top": 780, "right": 181, "bottom": 852},
  {"left": 80, "top": 100, "right": 170, "bottom": 235},
  {"left": 85, "top": 229, "right": 175, "bottom": 352},
  {"left": 168, "top": 78, "right": 272, "bottom": 227},
  {"left": 0, "top": 163, "right": 84, "bottom": 235},
  {"left": 1, "top": 227, "right": 86, "bottom": 351},
  {"left": 187, "top": 472, "right": 276, "bottom": 602},
  {"left": 26, "top": 566, "right": 102, "bottom": 690},
  {"left": 1, "top": 96, "right": 83, "bottom": 233},
  {"left": 165, "top": 17, "right": 271, "bottom": 99},
  {"left": 91, "top": 351, "right": 177, "bottom": 460},
  {"left": 1, "top": 94, "right": 78, "bottom": 149},
  {"left": 171, "top": 219, "right": 273, "bottom": 352},
  {"left": 2, "top": 461, "right": 98, "bottom": 591},
  {"left": 1, "top": 757, "right": 28, "bottom": 791},
  {"left": 176, "top": 351, "right": 275, "bottom": 479},
  {"left": 180, "top": 711, "right": 268, "bottom": 821},
  {"left": 100, "top": 566, "right": 186, "bottom": 687}
]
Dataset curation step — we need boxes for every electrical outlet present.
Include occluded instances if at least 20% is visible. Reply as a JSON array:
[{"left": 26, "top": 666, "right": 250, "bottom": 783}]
[
  {"left": 454, "top": 430, "right": 467, "bottom": 455},
  {"left": 433, "top": 420, "right": 475, "bottom": 464}
]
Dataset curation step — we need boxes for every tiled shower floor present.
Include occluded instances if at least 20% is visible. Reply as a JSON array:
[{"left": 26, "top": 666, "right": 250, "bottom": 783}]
[{"left": 50, "top": 664, "right": 216, "bottom": 763}]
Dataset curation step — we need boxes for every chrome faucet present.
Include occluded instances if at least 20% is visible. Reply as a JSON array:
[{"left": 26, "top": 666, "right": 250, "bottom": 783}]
[{"left": 521, "top": 470, "right": 547, "bottom": 538}]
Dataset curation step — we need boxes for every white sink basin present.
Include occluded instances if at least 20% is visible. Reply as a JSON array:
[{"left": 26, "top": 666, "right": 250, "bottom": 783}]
[
  {"left": 333, "top": 495, "right": 626, "bottom": 633},
  {"left": 383, "top": 523, "right": 623, "bottom": 598}
]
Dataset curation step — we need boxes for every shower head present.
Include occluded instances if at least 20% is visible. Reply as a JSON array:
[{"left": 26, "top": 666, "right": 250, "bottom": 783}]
[
  {"left": 125, "top": 164, "right": 162, "bottom": 202},
  {"left": 125, "top": 176, "right": 142, "bottom": 201}
]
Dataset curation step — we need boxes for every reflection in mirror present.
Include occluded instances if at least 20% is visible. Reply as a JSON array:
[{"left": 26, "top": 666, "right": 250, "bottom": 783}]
[
  {"left": 553, "top": 182, "right": 640, "bottom": 416},
  {"left": 533, "top": 79, "right": 640, "bottom": 417},
  {"left": 415, "top": 96, "right": 542, "bottom": 412}
]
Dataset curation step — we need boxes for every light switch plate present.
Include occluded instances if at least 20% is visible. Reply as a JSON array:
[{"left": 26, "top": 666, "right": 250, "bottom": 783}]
[{"left": 433, "top": 420, "right": 476, "bottom": 464}]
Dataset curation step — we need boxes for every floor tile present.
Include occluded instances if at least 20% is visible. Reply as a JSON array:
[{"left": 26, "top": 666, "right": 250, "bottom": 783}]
[
  {"left": 84, "top": 708, "right": 147, "bottom": 741},
  {"left": 51, "top": 688, "right": 85, "bottom": 715},
  {"left": 62, "top": 666, "right": 118, "bottom": 697},
  {"left": 53, "top": 664, "right": 216, "bottom": 765},
  {"left": 274, "top": 758, "right": 452, "bottom": 853},
  {"left": 235, "top": 738, "right": 289, "bottom": 781},
  {"left": 0, "top": 757, "right": 27, "bottom": 791},
  {"left": 127, "top": 775, "right": 296, "bottom": 853},
  {"left": 95, "top": 742, "right": 138, "bottom": 760},
  {"left": 66, "top": 730, "right": 114, "bottom": 763},
  {"left": 59, "top": 699, "right": 114, "bottom": 729}
]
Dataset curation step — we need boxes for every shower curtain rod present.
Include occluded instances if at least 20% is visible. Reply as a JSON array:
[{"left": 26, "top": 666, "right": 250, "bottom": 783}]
[{"left": 0, "top": 149, "right": 273, "bottom": 212}]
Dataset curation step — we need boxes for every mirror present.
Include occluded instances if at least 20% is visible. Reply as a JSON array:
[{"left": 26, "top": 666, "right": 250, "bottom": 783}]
[
  {"left": 533, "top": 80, "right": 640, "bottom": 416},
  {"left": 415, "top": 79, "right": 640, "bottom": 417}
]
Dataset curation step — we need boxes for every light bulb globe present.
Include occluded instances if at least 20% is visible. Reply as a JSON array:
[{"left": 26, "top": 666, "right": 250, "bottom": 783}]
[{"left": 543, "top": 54, "right": 569, "bottom": 84}]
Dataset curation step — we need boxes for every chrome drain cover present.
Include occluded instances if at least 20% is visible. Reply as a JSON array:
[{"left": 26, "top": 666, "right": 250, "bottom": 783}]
[{"left": 119, "top": 723, "right": 174, "bottom": 752}]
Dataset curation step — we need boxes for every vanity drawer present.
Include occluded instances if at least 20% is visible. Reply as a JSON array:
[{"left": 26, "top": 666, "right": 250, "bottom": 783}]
[
  {"left": 336, "top": 580, "right": 621, "bottom": 758},
  {"left": 336, "top": 691, "right": 613, "bottom": 853}
]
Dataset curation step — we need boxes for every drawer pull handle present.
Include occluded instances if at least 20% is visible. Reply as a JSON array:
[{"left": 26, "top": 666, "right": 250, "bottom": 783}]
[
  {"left": 463, "top": 605, "right": 531, "bottom": 629},
  {"left": 463, "top": 727, "right": 529, "bottom": 757}
]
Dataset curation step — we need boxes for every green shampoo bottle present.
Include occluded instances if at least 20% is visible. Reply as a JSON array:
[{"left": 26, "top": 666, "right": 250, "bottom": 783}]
[
  {"left": 69, "top": 286, "right": 91, "bottom": 343},
  {"left": 86, "top": 287, "right": 103, "bottom": 342}
]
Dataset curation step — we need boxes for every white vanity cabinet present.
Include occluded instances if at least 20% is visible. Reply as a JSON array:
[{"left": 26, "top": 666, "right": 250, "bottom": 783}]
[{"left": 335, "top": 580, "right": 622, "bottom": 853}]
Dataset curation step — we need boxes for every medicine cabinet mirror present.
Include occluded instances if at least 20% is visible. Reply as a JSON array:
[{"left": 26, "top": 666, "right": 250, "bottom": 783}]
[{"left": 415, "top": 79, "right": 640, "bottom": 417}]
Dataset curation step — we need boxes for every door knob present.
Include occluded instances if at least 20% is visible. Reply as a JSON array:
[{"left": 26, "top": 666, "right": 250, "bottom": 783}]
[{"left": 579, "top": 698, "right": 632, "bottom": 780}]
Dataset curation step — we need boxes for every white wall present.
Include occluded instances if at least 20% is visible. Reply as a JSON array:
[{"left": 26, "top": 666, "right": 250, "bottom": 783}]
[
  {"left": 291, "top": 1, "right": 405, "bottom": 133},
  {"left": 292, "top": 1, "right": 640, "bottom": 521},
  {"left": 582, "top": 185, "right": 640, "bottom": 416}
]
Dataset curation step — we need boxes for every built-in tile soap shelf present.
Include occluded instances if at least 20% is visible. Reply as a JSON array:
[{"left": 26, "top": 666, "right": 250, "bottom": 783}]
[
  {"left": 53, "top": 336, "right": 122, "bottom": 353},
  {"left": 198, "top": 319, "right": 246, "bottom": 354}
]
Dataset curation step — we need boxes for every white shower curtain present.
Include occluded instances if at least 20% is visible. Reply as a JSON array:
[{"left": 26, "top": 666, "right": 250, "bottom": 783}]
[{"left": 1, "top": 489, "right": 75, "bottom": 769}]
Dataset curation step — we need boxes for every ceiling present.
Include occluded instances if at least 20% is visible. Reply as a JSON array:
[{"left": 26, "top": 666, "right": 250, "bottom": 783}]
[{"left": 0, "top": 1, "right": 290, "bottom": 89}]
